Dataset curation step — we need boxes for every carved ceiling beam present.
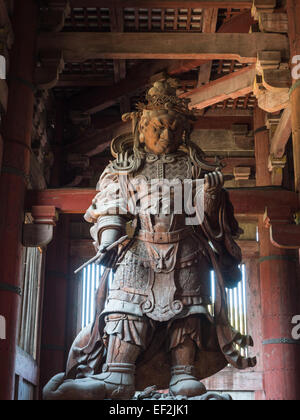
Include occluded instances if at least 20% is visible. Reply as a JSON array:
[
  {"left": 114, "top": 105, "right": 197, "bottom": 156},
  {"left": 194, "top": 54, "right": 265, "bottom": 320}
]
[
  {"left": 253, "top": 51, "right": 291, "bottom": 113},
  {"left": 37, "top": 32, "right": 289, "bottom": 63},
  {"left": 35, "top": 50, "right": 65, "bottom": 89},
  {"left": 269, "top": 106, "right": 292, "bottom": 158},
  {"left": 181, "top": 65, "right": 256, "bottom": 109},
  {"left": 70, "top": 0, "right": 253, "bottom": 7},
  {"left": 263, "top": 110, "right": 290, "bottom": 186},
  {"left": 197, "top": 8, "right": 218, "bottom": 87},
  {"left": 39, "top": 0, "right": 71, "bottom": 32},
  {"left": 251, "top": 0, "right": 288, "bottom": 34},
  {"left": 251, "top": 0, "right": 276, "bottom": 20},
  {"left": 65, "top": 120, "right": 131, "bottom": 156},
  {"left": 66, "top": 11, "right": 256, "bottom": 114},
  {"left": 263, "top": 206, "right": 300, "bottom": 249}
]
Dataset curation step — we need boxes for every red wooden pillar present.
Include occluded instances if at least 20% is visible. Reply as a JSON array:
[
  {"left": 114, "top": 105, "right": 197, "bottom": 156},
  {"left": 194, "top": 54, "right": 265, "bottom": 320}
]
[
  {"left": 287, "top": 0, "right": 300, "bottom": 193},
  {"left": 254, "top": 106, "right": 272, "bottom": 187},
  {"left": 258, "top": 217, "right": 300, "bottom": 400},
  {"left": 39, "top": 215, "right": 70, "bottom": 396},
  {"left": 0, "top": 0, "right": 37, "bottom": 400}
]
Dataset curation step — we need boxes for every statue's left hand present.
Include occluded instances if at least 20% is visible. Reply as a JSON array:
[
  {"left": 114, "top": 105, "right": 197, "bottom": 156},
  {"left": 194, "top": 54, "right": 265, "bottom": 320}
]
[{"left": 204, "top": 170, "right": 224, "bottom": 195}]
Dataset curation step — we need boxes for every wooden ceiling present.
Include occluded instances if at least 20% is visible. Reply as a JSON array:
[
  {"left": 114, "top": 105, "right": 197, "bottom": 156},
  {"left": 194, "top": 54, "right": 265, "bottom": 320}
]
[
  {"left": 42, "top": 0, "right": 267, "bottom": 184},
  {"left": 52, "top": 3, "right": 256, "bottom": 114}
]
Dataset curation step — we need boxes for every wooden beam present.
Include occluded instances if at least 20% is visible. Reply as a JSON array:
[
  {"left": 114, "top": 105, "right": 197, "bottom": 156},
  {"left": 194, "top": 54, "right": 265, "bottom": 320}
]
[
  {"left": 181, "top": 65, "right": 256, "bottom": 109},
  {"left": 270, "top": 106, "right": 292, "bottom": 158},
  {"left": 57, "top": 74, "right": 114, "bottom": 87},
  {"left": 69, "top": 60, "right": 172, "bottom": 113},
  {"left": 66, "top": 120, "right": 130, "bottom": 156},
  {"left": 38, "top": 32, "right": 289, "bottom": 63},
  {"left": 204, "top": 108, "right": 253, "bottom": 117},
  {"left": 70, "top": 0, "right": 253, "bottom": 8},
  {"left": 25, "top": 188, "right": 299, "bottom": 216},
  {"left": 67, "top": 11, "right": 255, "bottom": 114},
  {"left": 254, "top": 106, "right": 272, "bottom": 186},
  {"left": 109, "top": 7, "right": 126, "bottom": 84},
  {"left": 197, "top": 8, "right": 218, "bottom": 87}
]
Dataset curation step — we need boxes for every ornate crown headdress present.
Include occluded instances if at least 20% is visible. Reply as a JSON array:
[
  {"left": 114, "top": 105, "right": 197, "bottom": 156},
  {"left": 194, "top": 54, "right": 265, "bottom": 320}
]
[{"left": 136, "top": 77, "right": 197, "bottom": 121}]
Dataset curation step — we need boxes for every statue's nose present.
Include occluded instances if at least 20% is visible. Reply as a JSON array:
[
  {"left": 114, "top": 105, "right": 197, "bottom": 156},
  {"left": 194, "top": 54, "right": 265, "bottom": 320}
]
[{"left": 161, "top": 128, "right": 172, "bottom": 140}]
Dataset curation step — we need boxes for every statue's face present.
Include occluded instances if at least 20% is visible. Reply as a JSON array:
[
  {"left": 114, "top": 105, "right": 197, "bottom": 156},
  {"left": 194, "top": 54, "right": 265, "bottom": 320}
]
[{"left": 139, "top": 111, "right": 184, "bottom": 155}]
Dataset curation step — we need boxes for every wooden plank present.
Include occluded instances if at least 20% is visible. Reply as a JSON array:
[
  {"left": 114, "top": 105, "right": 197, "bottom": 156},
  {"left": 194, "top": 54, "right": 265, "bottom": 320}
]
[
  {"left": 38, "top": 32, "right": 289, "bottom": 63},
  {"left": 197, "top": 8, "right": 218, "bottom": 87},
  {"left": 204, "top": 108, "right": 253, "bottom": 117},
  {"left": 69, "top": 60, "right": 173, "bottom": 113},
  {"left": 181, "top": 65, "right": 256, "bottom": 109},
  {"left": 70, "top": 0, "right": 253, "bottom": 8},
  {"left": 254, "top": 106, "right": 272, "bottom": 186},
  {"left": 57, "top": 74, "right": 114, "bottom": 87},
  {"left": 15, "top": 347, "right": 38, "bottom": 386},
  {"left": 25, "top": 188, "right": 299, "bottom": 216},
  {"left": 66, "top": 120, "right": 130, "bottom": 156},
  {"left": 270, "top": 106, "right": 292, "bottom": 158}
]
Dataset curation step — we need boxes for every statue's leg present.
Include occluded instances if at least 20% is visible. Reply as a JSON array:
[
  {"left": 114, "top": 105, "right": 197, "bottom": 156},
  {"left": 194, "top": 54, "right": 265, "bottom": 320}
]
[
  {"left": 92, "top": 313, "right": 149, "bottom": 400},
  {"left": 169, "top": 315, "right": 207, "bottom": 398},
  {"left": 43, "top": 314, "right": 149, "bottom": 400}
]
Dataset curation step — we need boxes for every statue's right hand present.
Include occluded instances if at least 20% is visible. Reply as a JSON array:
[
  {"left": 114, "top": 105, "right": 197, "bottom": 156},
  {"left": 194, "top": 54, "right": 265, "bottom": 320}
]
[
  {"left": 97, "top": 229, "right": 122, "bottom": 267},
  {"left": 43, "top": 373, "right": 106, "bottom": 401}
]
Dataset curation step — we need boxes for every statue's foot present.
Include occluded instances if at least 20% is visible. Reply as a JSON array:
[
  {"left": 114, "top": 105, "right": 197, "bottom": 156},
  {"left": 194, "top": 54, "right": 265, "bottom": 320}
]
[
  {"left": 43, "top": 363, "right": 135, "bottom": 400},
  {"left": 169, "top": 366, "right": 207, "bottom": 398}
]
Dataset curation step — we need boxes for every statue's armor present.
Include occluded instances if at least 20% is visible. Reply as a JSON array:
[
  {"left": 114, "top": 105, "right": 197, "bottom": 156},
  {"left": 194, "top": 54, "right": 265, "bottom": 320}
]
[{"left": 102, "top": 153, "right": 212, "bottom": 322}]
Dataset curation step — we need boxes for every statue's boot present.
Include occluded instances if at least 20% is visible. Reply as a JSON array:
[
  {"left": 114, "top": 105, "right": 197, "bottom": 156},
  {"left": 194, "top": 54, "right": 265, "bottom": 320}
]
[
  {"left": 90, "top": 362, "right": 136, "bottom": 400},
  {"left": 43, "top": 363, "right": 136, "bottom": 400},
  {"left": 170, "top": 334, "right": 207, "bottom": 398},
  {"left": 169, "top": 365, "right": 207, "bottom": 398},
  {"left": 43, "top": 335, "right": 140, "bottom": 400}
]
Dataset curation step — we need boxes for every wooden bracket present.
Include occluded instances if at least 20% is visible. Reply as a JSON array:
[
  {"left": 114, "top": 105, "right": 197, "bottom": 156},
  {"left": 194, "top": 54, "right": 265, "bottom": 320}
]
[
  {"left": 22, "top": 206, "right": 58, "bottom": 248},
  {"left": 268, "top": 154, "right": 287, "bottom": 186},
  {"left": 35, "top": 50, "right": 65, "bottom": 89},
  {"left": 254, "top": 51, "right": 291, "bottom": 113},
  {"left": 263, "top": 207, "right": 300, "bottom": 249},
  {"left": 251, "top": 0, "right": 276, "bottom": 21},
  {"left": 233, "top": 167, "right": 251, "bottom": 181},
  {"left": 39, "top": 0, "right": 71, "bottom": 32}
]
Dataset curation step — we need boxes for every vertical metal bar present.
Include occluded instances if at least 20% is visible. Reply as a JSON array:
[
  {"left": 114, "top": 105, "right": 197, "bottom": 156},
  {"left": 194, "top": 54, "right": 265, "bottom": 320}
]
[
  {"left": 87, "top": 264, "right": 92, "bottom": 325},
  {"left": 242, "top": 264, "right": 248, "bottom": 335},
  {"left": 82, "top": 267, "right": 86, "bottom": 329}
]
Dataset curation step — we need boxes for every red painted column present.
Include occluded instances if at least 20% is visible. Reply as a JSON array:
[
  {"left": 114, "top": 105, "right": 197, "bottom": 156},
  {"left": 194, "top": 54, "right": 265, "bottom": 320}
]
[
  {"left": 287, "top": 0, "right": 300, "bottom": 192},
  {"left": 258, "top": 217, "right": 300, "bottom": 400},
  {"left": 0, "top": 0, "right": 37, "bottom": 400},
  {"left": 39, "top": 215, "right": 70, "bottom": 396}
]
